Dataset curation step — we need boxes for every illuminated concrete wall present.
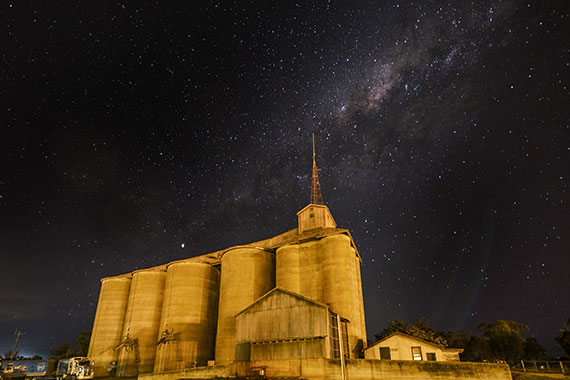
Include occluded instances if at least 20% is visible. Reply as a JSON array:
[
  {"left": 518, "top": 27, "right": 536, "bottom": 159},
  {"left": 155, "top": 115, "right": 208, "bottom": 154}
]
[
  {"left": 88, "top": 276, "right": 131, "bottom": 377},
  {"left": 118, "top": 270, "right": 166, "bottom": 376},
  {"left": 154, "top": 262, "right": 220, "bottom": 372},
  {"left": 238, "top": 358, "right": 512, "bottom": 380},
  {"left": 215, "top": 247, "right": 275, "bottom": 364}
]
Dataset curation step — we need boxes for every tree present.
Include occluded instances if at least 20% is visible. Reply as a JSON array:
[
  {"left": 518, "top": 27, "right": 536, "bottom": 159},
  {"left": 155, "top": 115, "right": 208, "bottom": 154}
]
[
  {"left": 2, "top": 350, "right": 22, "bottom": 360},
  {"left": 555, "top": 318, "right": 570, "bottom": 358},
  {"left": 523, "top": 336, "right": 549, "bottom": 360},
  {"left": 444, "top": 330, "right": 472, "bottom": 349},
  {"left": 375, "top": 319, "right": 411, "bottom": 342},
  {"left": 479, "top": 320, "right": 529, "bottom": 364},
  {"left": 49, "top": 344, "right": 77, "bottom": 361},
  {"left": 76, "top": 332, "right": 91, "bottom": 356},
  {"left": 462, "top": 335, "right": 492, "bottom": 362},
  {"left": 375, "top": 318, "right": 448, "bottom": 347},
  {"left": 409, "top": 318, "right": 448, "bottom": 346}
]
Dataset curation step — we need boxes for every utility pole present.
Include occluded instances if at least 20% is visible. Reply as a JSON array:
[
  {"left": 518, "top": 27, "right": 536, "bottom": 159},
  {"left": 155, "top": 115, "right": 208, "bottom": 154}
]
[{"left": 11, "top": 329, "right": 24, "bottom": 359}]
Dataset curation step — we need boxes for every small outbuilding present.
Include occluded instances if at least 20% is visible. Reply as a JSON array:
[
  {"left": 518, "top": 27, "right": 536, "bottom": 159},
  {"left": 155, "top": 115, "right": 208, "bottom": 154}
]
[
  {"left": 364, "top": 332, "right": 463, "bottom": 362},
  {"left": 234, "top": 288, "right": 350, "bottom": 361}
]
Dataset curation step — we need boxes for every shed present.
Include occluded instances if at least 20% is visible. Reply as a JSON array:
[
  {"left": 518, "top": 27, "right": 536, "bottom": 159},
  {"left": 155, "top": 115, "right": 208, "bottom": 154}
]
[
  {"left": 235, "top": 288, "right": 349, "bottom": 361},
  {"left": 364, "top": 332, "right": 463, "bottom": 362}
]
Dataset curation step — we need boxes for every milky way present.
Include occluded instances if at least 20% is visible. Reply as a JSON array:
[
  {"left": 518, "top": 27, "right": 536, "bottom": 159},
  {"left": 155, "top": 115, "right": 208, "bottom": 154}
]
[{"left": 0, "top": 1, "right": 568, "bottom": 357}]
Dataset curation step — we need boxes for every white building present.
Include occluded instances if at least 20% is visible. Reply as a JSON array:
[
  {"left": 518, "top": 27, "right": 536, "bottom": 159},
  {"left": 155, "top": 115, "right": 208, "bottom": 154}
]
[{"left": 364, "top": 332, "right": 463, "bottom": 362}]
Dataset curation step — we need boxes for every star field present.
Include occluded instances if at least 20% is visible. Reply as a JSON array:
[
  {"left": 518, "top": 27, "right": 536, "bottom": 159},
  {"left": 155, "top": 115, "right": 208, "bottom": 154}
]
[{"left": 0, "top": 1, "right": 568, "bottom": 357}]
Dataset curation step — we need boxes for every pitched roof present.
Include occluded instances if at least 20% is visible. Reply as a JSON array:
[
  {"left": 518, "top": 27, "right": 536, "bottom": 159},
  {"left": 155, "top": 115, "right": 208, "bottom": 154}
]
[
  {"left": 364, "top": 332, "right": 445, "bottom": 351},
  {"left": 235, "top": 287, "right": 329, "bottom": 318}
]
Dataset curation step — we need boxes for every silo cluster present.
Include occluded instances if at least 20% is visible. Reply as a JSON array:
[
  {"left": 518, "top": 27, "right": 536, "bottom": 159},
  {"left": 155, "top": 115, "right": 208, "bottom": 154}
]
[
  {"left": 88, "top": 206, "right": 366, "bottom": 376},
  {"left": 88, "top": 262, "right": 222, "bottom": 377}
]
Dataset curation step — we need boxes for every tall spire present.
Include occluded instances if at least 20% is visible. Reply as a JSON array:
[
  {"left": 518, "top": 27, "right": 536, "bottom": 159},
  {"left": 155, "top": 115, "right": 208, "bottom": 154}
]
[{"left": 310, "top": 133, "right": 324, "bottom": 205}]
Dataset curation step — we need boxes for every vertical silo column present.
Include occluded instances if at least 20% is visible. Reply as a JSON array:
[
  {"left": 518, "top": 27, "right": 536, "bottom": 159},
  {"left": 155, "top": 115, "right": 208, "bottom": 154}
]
[
  {"left": 215, "top": 248, "right": 275, "bottom": 364},
  {"left": 88, "top": 275, "right": 131, "bottom": 377},
  {"left": 154, "top": 262, "right": 220, "bottom": 372},
  {"left": 276, "top": 244, "right": 301, "bottom": 293},
  {"left": 117, "top": 270, "right": 166, "bottom": 376},
  {"left": 299, "top": 239, "right": 325, "bottom": 301},
  {"left": 277, "top": 240, "right": 323, "bottom": 302},
  {"left": 321, "top": 234, "right": 366, "bottom": 358}
]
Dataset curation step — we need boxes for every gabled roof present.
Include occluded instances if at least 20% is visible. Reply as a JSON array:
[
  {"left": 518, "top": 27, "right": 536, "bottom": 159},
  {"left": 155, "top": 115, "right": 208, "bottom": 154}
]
[
  {"left": 364, "top": 332, "right": 445, "bottom": 351},
  {"left": 235, "top": 287, "right": 329, "bottom": 318}
]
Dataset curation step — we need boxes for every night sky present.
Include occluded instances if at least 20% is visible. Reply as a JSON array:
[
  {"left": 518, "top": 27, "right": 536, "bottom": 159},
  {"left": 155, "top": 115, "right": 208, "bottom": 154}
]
[{"left": 1, "top": 1, "right": 568, "bottom": 358}]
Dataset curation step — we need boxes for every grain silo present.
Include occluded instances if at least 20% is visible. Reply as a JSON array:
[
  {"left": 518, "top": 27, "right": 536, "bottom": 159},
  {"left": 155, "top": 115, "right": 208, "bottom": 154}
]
[
  {"left": 154, "top": 262, "right": 220, "bottom": 372},
  {"left": 117, "top": 269, "right": 166, "bottom": 376},
  {"left": 276, "top": 239, "right": 324, "bottom": 301},
  {"left": 88, "top": 275, "right": 131, "bottom": 377},
  {"left": 321, "top": 234, "right": 367, "bottom": 356},
  {"left": 214, "top": 247, "right": 275, "bottom": 364}
]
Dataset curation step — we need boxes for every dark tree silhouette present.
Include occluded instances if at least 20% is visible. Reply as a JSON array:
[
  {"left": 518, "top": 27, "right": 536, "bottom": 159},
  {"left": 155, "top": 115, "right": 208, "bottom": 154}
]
[
  {"left": 76, "top": 332, "right": 91, "bottom": 356},
  {"left": 523, "top": 336, "right": 549, "bottom": 360},
  {"left": 555, "top": 318, "right": 570, "bottom": 358},
  {"left": 49, "top": 344, "right": 77, "bottom": 360}
]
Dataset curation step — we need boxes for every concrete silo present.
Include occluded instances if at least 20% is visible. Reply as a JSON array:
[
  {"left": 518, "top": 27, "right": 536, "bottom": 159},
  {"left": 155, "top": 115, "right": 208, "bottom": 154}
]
[
  {"left": 214, "top": 247, "right": 275, "bottom": 364},
  {"left": 88, "top": 275, "right": 131, "bottom": 377},
  {"left": 117, "top": 269, "right": 166, "bottom": 376},
  {"left": 276, "top": 239, "right": 323, "bottom": 301},
  {"left": 154, "top": 262, "right": 220, "bottom": 372},
  {"left": 321, "top": 234, "right": 367, "bottom": 357}
]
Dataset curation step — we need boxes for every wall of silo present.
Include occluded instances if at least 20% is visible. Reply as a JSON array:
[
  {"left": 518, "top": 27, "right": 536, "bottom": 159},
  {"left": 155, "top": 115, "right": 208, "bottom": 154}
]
[
  {"left": 275, "top": 244, "right": 301, "bottom": 294},
  {"left": 321, "top": 234, "right": 366, "bottom": 357},
  {"left": 154, "top": 262, "right": 220, "bottom": 372},
  {"left": 276, "top": 240, "right": 323, "bottom": 301},
  {"left": 117, "top": 270, "right": 166, "bottom": 376},
  {"left": 88, "top": 275, "right": 131, "bottom": 377},
  {"left": 215, "top": 248, "right": 275, "bottom": 364}
]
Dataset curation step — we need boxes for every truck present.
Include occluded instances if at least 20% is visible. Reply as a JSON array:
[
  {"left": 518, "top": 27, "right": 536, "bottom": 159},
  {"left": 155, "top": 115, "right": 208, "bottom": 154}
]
[{"left": 0, "top": 358, "right": 94, "bottom": 380}]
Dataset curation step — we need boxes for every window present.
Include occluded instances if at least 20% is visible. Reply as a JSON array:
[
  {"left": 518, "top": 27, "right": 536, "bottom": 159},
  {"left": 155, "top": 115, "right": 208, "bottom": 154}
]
[
  {"left": 329, "top": 312, "right": 349, "bottom": 359},
  {"left": 330, "top": 313, "right": 340, "bottom": 358},
  {"left": 426, "top": 353, "right": 436, "bottom": 361},
  {"left": 411, "top": 346, "right": 422, "bottom": 361},
  {"left": 379, "top": 347, "right": 391, "bottom": 360}
]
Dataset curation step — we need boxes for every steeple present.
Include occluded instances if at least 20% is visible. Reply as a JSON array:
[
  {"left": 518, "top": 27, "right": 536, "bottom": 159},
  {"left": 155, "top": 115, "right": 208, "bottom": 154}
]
[
  {"left": 296, "top": 133, "right": 336, "bottom": 233},
  {"left": 310, "top": 133, "right": 324, "bottom": 205}
]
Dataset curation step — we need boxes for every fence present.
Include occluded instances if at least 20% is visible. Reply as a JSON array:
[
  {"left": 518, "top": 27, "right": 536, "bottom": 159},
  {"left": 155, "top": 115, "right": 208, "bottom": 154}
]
[{"left": 511, "top": 360, "right": 570, "bottom": 375}]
